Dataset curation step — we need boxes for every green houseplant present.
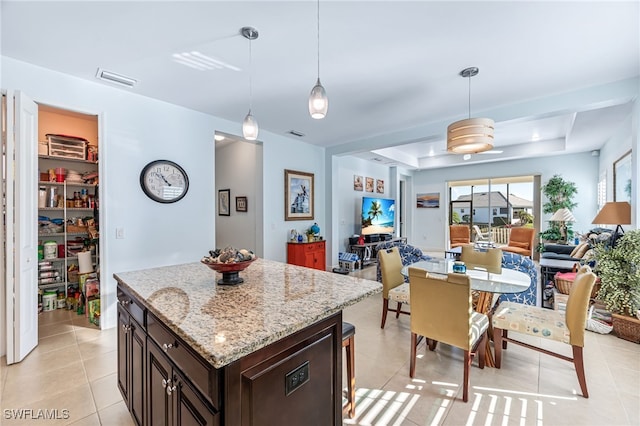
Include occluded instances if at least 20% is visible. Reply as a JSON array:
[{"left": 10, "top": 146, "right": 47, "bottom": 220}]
[
  {"left": 593, "top": 229, "right": 640, "bottom": 343},
  {"left": 539, "top": 174, "right": 578, "bottom": 248}
]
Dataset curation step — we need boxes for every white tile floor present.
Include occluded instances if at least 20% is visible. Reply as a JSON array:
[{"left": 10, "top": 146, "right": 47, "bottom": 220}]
[{"left": 1, "top": 265, "right": 638, "bottom": 425}]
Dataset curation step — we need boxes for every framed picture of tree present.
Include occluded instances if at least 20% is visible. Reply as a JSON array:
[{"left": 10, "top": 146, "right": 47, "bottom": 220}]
[{"left": 614, "top": 150, "right": 632, "bottom": 203}]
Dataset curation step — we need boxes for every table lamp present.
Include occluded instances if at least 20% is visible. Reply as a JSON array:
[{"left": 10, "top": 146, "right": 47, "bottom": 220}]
[
  {"left": 550, "top": 208, "right": 576, "bottom": 244},
  {"left": 591, "top": 201, "right": 631, "bottom": 246}
]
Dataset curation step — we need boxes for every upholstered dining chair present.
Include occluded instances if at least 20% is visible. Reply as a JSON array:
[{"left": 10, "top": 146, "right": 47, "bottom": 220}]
[
  {"left": 377, "top": 247, "right": 410, "bottom": 328},
  {"left": 460, "top": 245, "right": 502, "bottom": 274},
  {"left": 408, "top": 267, "right": 488, "bottom": 402},
  {"left": 493, "top": 265, "right": 597, "bottom": 398},
  {"left": 449, "top": 225, "right": 471, "bottom": 249},
  {"left": 502, "top": 227, "right": 536, "bottom": 257}
]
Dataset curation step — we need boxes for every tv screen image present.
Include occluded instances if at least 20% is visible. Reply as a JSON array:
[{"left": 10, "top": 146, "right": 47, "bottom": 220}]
[{"left": 361, "top": 197, "right": 395, "bottom": 235}]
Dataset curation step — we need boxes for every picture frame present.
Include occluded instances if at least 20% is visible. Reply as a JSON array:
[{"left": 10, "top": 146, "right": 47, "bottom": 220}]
[
  {"left": 285, "top": 169, "right": 314, "bottom": 221},
  {"left": 218, "top": 189, "right": 230, "bottom": 216},
  {"left": 353, "top": 175, "right": 363, "bottom": 191},
  {"left": 614, "top": 150, "right": 632, "bottom": 203},
  {"left": 365, "top": 177, "right": 374, "bottom": 192},
  {"left": 376, "top": 179, "right": 384, "bottom": 194},
  {"left": 235, "top": 196, "right": 248, "bottom": 212},
  {"left": 417, "top": 192, "right": 440, "bottom": 208}
]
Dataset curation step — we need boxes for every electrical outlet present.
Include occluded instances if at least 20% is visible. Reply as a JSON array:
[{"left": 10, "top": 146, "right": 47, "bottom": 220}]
[
  {"left": 285, "top": 361, "right": 309, "bottom": 395},
  {"left": 116, "top": 228, "right": 125, "bottom": 239}
]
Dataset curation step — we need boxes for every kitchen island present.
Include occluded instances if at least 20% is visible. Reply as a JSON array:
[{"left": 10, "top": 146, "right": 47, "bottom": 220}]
[{"left": 114, "top": 258, "right": 381, "bottom": 426}]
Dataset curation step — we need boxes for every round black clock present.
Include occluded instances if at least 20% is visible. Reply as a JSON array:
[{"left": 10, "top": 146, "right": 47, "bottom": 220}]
[{"left": 140, "top": 160, "right": 189, "bottom": 203}]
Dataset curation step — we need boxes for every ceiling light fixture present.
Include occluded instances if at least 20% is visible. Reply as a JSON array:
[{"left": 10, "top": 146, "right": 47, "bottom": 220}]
[
  {"left": 241, "top": 26, "right": 259, "bottom": 141},
  {"left": 308, "top": 0, "right": 328, "bottom": 119},
  {"left": 447, "top": 67, "right": 494, "bottom": 154}
]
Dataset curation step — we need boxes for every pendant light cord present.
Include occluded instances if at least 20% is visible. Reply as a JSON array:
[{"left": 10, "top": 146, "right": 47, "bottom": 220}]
[
  {"left": 249, "top": 36, "right": 253, "bottom": 111},
  {"left": 317, "top": 0, "right": 321, "bottom": 79},
  {"left": 467, "top": 74, "right": 471, "bottom": 119}
]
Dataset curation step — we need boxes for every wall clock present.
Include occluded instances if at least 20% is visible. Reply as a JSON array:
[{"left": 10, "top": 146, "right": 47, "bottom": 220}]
[{"left": 140, "top": 160, "right": 189, "bottom": 203}]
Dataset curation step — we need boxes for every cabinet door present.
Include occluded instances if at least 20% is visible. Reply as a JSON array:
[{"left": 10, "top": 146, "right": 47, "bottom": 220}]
[
  {"left": 174, "top": 370, "right": 218, "bottom": 426},
  {"left": 117, "top": 306, "right": 130, "bottom": 403},
  {"left": 130, "top": 319, "right": 146, "bottom": 426},
  {"left": 148, "top": 341, "right": 173, "bottom": 426},
  {"left": 303, "top": 251, "right": 316, "bottom": 269}
]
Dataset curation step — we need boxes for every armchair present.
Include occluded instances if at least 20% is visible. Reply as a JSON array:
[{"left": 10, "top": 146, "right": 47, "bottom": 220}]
[
  {"left": 449, "top": 225, "right": 471, "bottom": 249},
  {"left": 502, "top": 227, "right": 536, "bottom": 257}
]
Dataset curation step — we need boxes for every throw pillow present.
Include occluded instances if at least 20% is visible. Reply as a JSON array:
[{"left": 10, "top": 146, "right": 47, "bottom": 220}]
[
  {"left": 570, "top": 242, "right": 589, "bottom": 258},
  {"left": 510, "top": 241, "right": 529, "bottom": 249}
]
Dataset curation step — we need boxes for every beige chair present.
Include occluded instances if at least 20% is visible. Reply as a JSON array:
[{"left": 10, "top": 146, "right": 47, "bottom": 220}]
[
  {"left": 460, "top": 245, "right": 502, "bottom": 274},
  {"left": 473, "top": 225, "right": 491, "bottom": 242},
  {"left": 493, "top": 265, "right": 597, "bottom": 398},
  {"left": 502, "top": 227, "right": 536, "bottom": 257},
  {"left": 377, "top": 247, "right": 410, "bottom": 328},
  {"left": 408, "top": 268, "right": 488, "bottom": 402},
  {"left": 449, "top": 225, "right": 471, "bottom": 249}
]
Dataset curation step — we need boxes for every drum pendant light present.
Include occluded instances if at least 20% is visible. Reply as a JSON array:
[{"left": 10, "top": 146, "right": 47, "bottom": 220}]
[
  {"left": 447, "top": 67, "right": 494, "bottom": 154},
  {"left": 241, "top": 27, "right": 259, "bottom": 140},
  {"left": 308, "top": 0, "right": 328, "bottom": 119}
]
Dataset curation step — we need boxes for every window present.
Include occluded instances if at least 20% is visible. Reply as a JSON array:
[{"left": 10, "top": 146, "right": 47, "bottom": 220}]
[
  {"left": 461, "top": 208, "right": 465, "bottom": 213},
  {"left": 597, "top": 173, "right": 606, "bottom": 210},
  {"left": 492, "top": 208, "right": 497, "bottom": 215}
]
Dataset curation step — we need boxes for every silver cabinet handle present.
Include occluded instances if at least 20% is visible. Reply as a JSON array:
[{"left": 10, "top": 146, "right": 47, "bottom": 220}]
[
  {"left": 161, "top": 378, "right": 176, "bottom": 395},
  {"left": 162, "top": 343, "right": 173, "bottom": 352},
  {"left": 118, "top": 299, "right": 130, "bottom": 306},
  {"left": 121, "top": 324, "right": 131, "bottom": 332}
]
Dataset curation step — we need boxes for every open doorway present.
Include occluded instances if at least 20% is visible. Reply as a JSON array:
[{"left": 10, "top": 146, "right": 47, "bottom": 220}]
[{"left": 214, "top": 132, "right": 264, "bottom": 257}]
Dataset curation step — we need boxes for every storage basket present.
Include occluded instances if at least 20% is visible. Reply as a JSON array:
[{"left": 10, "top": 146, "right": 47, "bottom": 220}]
[
  {"left": 611, "top": 313, "right": 640, "bottom": 344},
  {"left": 586, "top": 306, "right": 613, "bottom": 334},
  {"left": 554, "top": 270, "right": 601, "bottom": 298},
  {"left": 554, "top": 274, "right": 573, "bottom": 294}
]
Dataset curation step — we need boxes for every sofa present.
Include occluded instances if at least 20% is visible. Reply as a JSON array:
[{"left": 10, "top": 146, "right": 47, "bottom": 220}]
[{"left": 375, "top": 240, "right": 431, "bottom": 283}]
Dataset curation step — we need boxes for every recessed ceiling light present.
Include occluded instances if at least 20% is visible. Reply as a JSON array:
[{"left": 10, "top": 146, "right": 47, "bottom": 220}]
[
  {"left": 463, "top": 154, "right": 471, "bottom": 161},
  {"left": 172, "top": 51, "right": 241, "bottom": 71},
  {"left": 214, "top": 134, "right": 225, "bottom": 141},
  {"left": 532, "top": 132, "right": 540, "bottom": 141},
  {"left": 95, "top": 68, "right": 137, "bottom": 87}
]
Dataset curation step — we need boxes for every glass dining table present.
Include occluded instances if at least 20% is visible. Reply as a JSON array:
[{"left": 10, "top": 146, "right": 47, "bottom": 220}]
[{"left": 401, "top": 258, "right": 531, "bottom": 367}]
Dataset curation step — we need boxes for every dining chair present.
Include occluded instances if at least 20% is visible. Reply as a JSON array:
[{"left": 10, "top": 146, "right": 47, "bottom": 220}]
[
  {"left": 377, "top": 247, "right": 410, "bottom": 328},
  {"left": 449, "top": 225, "right": 471, "bottom": 249},
  {"left": 460, "top": 244, "right": 502, "bottom": 274},
  {"left": 472, "top": 225, "right": 491, "bottom": 242},
  {"left": 493, "top": 265, "right": 597, "bottom": 397},
  {"left": 502, "top": 227, "right": 536, "bottom": 257},
  {"left": 342, "top": 321, "right": 356, "bottom": 418},
  {"left": 408, "top": 267, "right": 488, "bottom": 402}
]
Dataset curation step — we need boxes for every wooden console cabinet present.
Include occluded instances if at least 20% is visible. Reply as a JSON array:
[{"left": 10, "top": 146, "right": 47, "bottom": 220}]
[{"left": 287, "top": 240, "right": 326, "bottom": 271}]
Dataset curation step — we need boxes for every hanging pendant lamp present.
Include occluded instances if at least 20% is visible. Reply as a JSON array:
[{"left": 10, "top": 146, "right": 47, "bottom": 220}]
[
  {"left": 447, "top": 67, "right": 494, "bottom": 154},
  {"left": 308, "top": 0, "right": 328, "bottom": 119},
  {"left": 241, "top": 26, "right": 259, "bottom": 140}
]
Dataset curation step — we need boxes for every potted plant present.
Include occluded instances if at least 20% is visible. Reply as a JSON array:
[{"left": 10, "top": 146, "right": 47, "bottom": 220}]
[
  {"left": 592, "top": 229, "right": 640, "bottom": 343},
  {"left": 538, "top": 174, "right": 578, "bottom": 249}
]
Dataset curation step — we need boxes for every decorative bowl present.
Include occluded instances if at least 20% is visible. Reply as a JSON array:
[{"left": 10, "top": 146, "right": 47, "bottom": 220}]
[{"left": 201, "top": 258, "right": 257, "bottom": 285}]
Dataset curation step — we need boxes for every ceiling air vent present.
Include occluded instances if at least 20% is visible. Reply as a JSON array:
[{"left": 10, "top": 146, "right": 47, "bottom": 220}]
[
  {"left": 95, "top": 68, "right": 137, "bottom": 88},
  {"left": 287, "top": 130, "right": 305, "bottom": 137}
]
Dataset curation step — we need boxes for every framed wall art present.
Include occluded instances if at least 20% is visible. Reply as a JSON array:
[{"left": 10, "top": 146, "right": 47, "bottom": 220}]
[
  {"left": 285, "top": 169, "right": 314, "bottom": 221},
  {"left": 354, "top": 175, "right": 363, "bottom": 191},
  {"left": 614, "top": 150, "right": 632, "bottom": 203},
  {"left": 376, "top": 179, "right": 384, "bottom": 194},
  {"left": 218, "top": 189, "right": 230, "bottom": 216},
  {"left": 236, "top": 196, "right": 248, "bottom": 212},
  {"left": 365, "top": 177, "right": 374, "bottom": 192},
  {"left": 417, "top": 192, "right": 440, "bottom": 208}
]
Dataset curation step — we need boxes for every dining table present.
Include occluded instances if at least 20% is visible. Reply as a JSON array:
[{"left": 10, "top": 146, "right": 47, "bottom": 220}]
[{"left": 401, "top": 258, "right": 531, "bottom": 367}]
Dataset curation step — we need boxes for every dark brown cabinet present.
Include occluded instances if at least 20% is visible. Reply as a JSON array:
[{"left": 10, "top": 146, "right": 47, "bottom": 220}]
[
  {"left": 287, "top": 241, "right": 326, "bottom": 271},
  {"left": 117, "top": 292, "right": 146, "bottom": 426}
]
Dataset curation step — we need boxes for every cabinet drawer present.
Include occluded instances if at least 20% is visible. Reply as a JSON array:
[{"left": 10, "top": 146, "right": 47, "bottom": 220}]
[
  {"left": 304, "top": 242, "right": 325, "bottom": 252},
  {"left": 117, "top": 287, "right": 146, "bottom": 328},
  {"left": 147, "top": 313, "right": 219, "bottom": 407}
]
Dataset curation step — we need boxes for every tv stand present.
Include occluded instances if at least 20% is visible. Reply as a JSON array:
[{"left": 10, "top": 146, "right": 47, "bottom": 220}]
[{"left": 349, "top": 237, "right": 407, "bottom": 268}]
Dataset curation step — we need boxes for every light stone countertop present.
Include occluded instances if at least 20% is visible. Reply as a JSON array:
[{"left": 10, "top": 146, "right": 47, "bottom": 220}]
[{"left": 113, "top": 258, "right": 381, "bottom": 369}]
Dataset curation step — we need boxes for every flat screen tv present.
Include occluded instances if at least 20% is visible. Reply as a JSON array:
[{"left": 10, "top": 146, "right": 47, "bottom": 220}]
[{"left": 361, "top": 196, "right": 395, "bottom": 235}]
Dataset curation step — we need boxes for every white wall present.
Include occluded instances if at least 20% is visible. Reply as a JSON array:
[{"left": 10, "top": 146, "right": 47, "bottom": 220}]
[
  {"left": 215, "top": 140, "right": 261, "bottom": 255},
  {"left": 412, "top": 152, "right": 599, "bottom": 251},
  {"left": 1, "top": 57, "right": 324, "bottom": 335}
]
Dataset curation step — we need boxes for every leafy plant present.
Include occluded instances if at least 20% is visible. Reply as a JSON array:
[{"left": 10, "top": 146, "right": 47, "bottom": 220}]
[
  {"left": 540, "top": 174, "right": 578, "bottom": 243},
  {"left": 593, "top": 229, "right": 640, "bottom": 316}
]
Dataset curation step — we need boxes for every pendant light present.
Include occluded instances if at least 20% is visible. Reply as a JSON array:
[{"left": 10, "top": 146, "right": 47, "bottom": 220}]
[
  {"left": 241, "top": 26, "right": 259, "bottom": 140},
  {"left": 447, "top": 67, "right": 494, "bottom": 154},
  {"left": 308, "top": 0, "right": 328, "bottom": 119}
]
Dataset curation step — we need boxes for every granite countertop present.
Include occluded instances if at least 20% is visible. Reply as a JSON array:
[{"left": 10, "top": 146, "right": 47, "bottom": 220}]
[{"left": 113, "top": 258, "right": 381, "bottom": 369}]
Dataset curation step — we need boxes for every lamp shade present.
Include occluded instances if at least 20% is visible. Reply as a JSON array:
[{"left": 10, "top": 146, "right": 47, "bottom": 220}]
[
  {"left": 242, "top": 111, "right": 258, "bottom": 141},
  {"left": 446, "top": 117, "right": 494, "bottom": 154},
  {"left": 308, "top": 78, "right": 328, "bottom": 119},
  {"left": 550, "top": 208, "right": 576, "bottom": 222},
  {"left": 592, "top": 202, "right": 631, "bottom": 225}
]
